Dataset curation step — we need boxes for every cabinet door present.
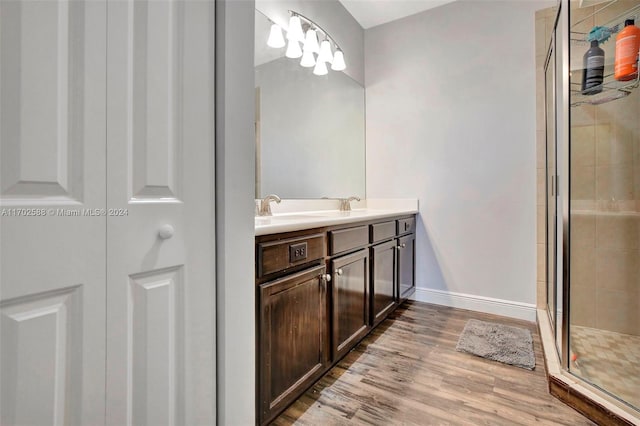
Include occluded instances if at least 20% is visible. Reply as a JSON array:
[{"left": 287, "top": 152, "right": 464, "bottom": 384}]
[
  {"left": 258, "top": 265, "right": 328, "bottom": 425},
  {"left": 371, "top": 240, "right": 397, "bottom": 327},
  {"left": 332, "top": 249, "right": 369, "bottom": 360},
  {"left": 398, "top": 233, "right": 416, "bottom": 301},
  {"left": 1, "top": 2, "right": 107, "bottom": 424}
]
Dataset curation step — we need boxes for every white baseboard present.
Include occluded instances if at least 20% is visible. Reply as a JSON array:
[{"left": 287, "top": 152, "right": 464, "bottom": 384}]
[{"left": 411, "top": 287, "right": 536, "bottom": 322}]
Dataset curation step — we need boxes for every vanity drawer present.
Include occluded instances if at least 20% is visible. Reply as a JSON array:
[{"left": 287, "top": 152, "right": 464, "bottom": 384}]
[
  {"left": 257, "top": 233, "right": 325, "bottom": 278},
  {"left": 397, "top": 217, "right": 415, "bottom": 235},
  {"left": 370, "top": 221, "right": 396, "bottom": 243},
  {"left": 329, "top": 225, "right": 368, "bottom": 255}
]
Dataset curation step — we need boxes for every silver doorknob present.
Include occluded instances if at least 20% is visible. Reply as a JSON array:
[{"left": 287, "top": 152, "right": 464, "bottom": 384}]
[
  {"left": 336, "top": 268, "right": 343, "bottom": 276},
  {"left": 323, "top": 274, "right": 331, "bottom": 282},
  {"left": 158, "top": 224, "right": 175, "bottom": 240}
]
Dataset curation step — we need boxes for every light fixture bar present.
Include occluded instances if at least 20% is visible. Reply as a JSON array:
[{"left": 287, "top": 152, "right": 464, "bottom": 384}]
[{"left": 288, "top": 10, "right": 343, "bottom": 54}]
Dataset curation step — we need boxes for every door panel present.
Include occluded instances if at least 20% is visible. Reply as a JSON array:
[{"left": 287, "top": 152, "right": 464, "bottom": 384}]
[
  {"left": 398, "top": 233, "right": 416, "bottom": 301},
  {"left": 371, "top": 240, "right": 396, "bottom": 326},
  {"left": 1, "top": 287, "right": 83, "bottom": 426},
  {"left": 129, "top": 266, "right": 185, "bottom": 426},
  {"left": 332, "top": 249, "right": 369, "bottom": 360},
  {"left": 1, "top": 0, "right": 86, "bottom": 202},
  {"left": 258, "top": 265, "right": 327, "bottom": 424},
  {"left": 106, "top": 1, "right": 216, "bottom": 425},
  {"left": 129, "top": 0, "right": 182, "bottom": 200},
  {"left": 0, "top": 1, "right": 107, "bottom": 424}
]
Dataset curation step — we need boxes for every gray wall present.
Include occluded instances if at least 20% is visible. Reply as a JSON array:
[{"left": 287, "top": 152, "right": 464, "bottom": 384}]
[
  {"left": 256, "top": 0, "right": 365, "bottom": 85},
  {"left": 365, "top": 1, "right": 551, "bottom": 309},
  {"left": 215, "top": 0, "right": 255, "bottom": 424}
]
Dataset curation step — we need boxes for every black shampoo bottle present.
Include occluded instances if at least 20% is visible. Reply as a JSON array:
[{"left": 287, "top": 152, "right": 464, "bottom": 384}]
[{"left": 582, "top": 40, "right": 605, "bottom": 95}]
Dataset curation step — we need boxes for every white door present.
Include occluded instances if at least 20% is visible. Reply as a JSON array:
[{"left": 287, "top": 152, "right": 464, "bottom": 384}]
[
  {"left": 0, "top": 1, "right": 107, "bottom": 424},
  {"left": 105, "top": 1, "right": 216, "bottom": 425}
]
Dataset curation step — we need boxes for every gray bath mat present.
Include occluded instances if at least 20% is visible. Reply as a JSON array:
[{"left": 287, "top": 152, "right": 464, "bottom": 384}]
[{"left": 456, "top": 319, "right": 535, "bottom": 370}]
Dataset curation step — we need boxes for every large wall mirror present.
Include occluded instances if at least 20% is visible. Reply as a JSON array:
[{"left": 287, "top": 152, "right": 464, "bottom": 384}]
[{"left": 254, "top": 9, "right": 366, "bottom": 199}]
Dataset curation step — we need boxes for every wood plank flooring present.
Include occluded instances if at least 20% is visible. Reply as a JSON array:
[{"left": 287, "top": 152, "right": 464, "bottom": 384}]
[{"left": 273, "top": 301, "right": 595, "bottom": 425}]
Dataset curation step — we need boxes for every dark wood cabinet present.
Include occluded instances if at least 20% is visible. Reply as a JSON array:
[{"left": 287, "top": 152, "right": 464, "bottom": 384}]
[
  {"left": 256, "top": 214, "right": 416, "bottom": 424},
  {"left": 370, "top": 239, "right": 397, "bottom": 327},
  {"left": 258, "top": 265, "right": 328, "bottom": 425},
  {"left": 397, "top": 233, "right": 416, "bottom": 301},
  {"left": 331, "top": 248, "right": 369, "bottom": 360}
]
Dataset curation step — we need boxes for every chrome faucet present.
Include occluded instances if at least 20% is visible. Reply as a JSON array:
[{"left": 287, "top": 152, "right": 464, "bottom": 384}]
[
  {"left": 258, "top": 194, "right": 281, "bottom": 216},
  {"left": 339, "top": 196, "right": 361, "bottom": 211}
]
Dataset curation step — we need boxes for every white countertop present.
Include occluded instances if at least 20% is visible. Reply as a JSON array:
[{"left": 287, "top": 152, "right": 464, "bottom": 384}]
[{"left": 255, "top": 199, "right": 418, "bottom": 236}]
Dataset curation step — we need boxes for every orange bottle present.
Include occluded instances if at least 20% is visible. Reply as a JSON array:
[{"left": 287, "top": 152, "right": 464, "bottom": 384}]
[{"left": 614, "top": 19, "right": 640, "bottom": 81}]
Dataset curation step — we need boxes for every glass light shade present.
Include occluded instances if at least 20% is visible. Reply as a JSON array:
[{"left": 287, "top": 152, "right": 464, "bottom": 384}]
[
  {"left": 267, "top": 24, "right": 285, "bottom": 48},
  {"left": 286, "top": 16, "right": 304, "bottom": 42},
  {"left": 303, "top": 29, "right": 320, "bottom": 53},
  {"left": 317, "top": 40, "right": 333, "bottom": 63},
  {"left": 313, "top": 59, "right": 328, "bottom": 76},
  {"left": 331, "top": 50, "right": 346, "bottom": 71},
  {"left": 300, "top": 49, "right": 316, "bottom": 67},
  {"left": 285, "top": 39, "right": 302, "bottom": 58}
]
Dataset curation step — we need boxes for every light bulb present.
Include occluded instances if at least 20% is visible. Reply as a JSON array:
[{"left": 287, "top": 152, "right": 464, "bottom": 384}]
[
  {"left": 267, "top": 24, "right": 285, "bottom": 48},
  {"left": 300, "top": 50, "right": 316, "bottom": 67},
  {"left": 285, "top": 39, "right": 302, "bottom": 58},
  {"left": 313, "top": 59, "right": 328, "bottom": 76},
  {"left": 303, "top": 29, "right": 320, "bottom": 54},
  {"left": 331, "top": 50, "right": 346, "bottom": 71},
  {"left": 286, "top": 16, "right": 304, "bottom": 42},
  {"left": 318, "top": 40, "right": 334, "bottom": 63}
]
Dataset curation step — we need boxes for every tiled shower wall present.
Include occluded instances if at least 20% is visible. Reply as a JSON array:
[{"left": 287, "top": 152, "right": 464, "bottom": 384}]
[{"left": 536, "top": 2, "right": 640, "bottom": 336}]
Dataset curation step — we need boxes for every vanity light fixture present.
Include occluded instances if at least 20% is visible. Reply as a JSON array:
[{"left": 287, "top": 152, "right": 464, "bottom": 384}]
[
  {"left": 285, "top": 39, "right": 302, "bottom": 58},
  {"left": 331, "top": 49, "right": 346, "bottom": 71},
  {"left": 286, "top": 15, "right": 305, "bottom": 42},
  {"left": 303, "top": 29, "right": 320, "bottom": 53},
  {"left": 317, "top": 40, "right": 333, "bottom": 63},
  {"left": 267, "top": 23, "right": 285, "bottom": 48},
  {"left": 265, "top": 10, "right": 346, "bottom": 75},
  {"left": 313, "top": 58, "right": 328, "bottom": 76},
  {"left": 300, "top": 49, "right": 316, "bottom": 67}
]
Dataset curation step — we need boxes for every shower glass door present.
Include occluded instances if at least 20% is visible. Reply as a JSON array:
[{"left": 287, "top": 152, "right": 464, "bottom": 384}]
[{"left": 568, "top": 0, "right": 640, "bottom": 412}]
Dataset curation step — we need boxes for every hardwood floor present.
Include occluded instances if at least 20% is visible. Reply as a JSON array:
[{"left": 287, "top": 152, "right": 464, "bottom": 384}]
[{"left": 273, "top": 301, "right": 594, "bottom": 425}]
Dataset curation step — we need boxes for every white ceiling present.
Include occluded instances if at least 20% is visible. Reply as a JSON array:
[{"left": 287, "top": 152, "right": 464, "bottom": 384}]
[{"left": 338, "top": 0, "right": 457, "bottom": 29}]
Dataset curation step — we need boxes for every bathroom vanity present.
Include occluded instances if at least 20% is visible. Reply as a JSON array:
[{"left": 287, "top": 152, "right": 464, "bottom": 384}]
[{"left": 255, "top": 209, "right": 416, "bottom": 425}]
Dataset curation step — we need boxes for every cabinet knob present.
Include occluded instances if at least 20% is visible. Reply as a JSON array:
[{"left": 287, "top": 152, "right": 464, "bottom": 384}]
[
  {"left": 158, "top": 224, "right": 175, "bottom": 240},
  {"left": 397, "top": 243, "right": 406, "bottom": 250},
  {"left": 323, "top": 274, "right": 331, "bottom": 282},
  {"left": 336, "top": 268, "right": 343, "bottom": 276}
]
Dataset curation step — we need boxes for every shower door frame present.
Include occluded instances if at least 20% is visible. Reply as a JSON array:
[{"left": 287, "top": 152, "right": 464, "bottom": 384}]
[
  {"left": 544, "top": 0, "right": 571, "bottom": 371},
  {"left": 559, "top": 0, "right": 571, "bottom": 371},
  {"left": 544, "top": 31, "right": 558, "bottom": 344},
  {"left": 544, "top": 1, "right": 570, "bottom": 367}
]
